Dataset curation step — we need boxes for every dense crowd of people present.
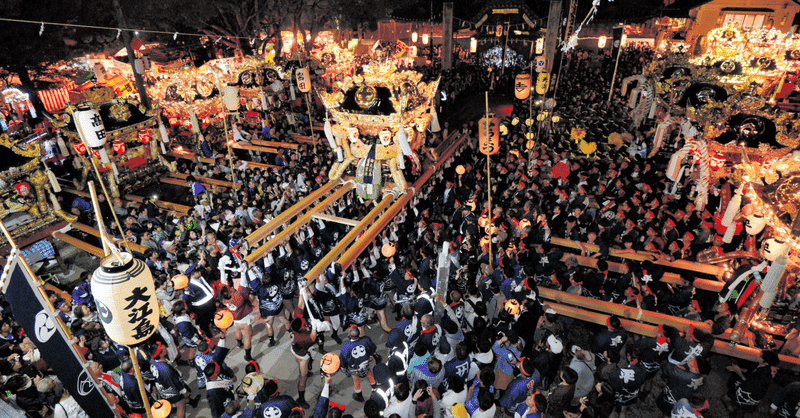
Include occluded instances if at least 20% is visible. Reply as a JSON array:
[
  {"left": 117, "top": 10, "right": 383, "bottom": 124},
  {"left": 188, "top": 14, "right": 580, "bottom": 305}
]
[{"left": 0, "top": 44, "right": 796, "bottom": 418}]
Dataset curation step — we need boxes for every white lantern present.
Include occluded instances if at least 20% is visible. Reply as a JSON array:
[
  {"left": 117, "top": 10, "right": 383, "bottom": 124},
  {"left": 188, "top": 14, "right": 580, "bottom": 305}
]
[
  {"left": 74, "top": 109, "right": 107, "bottom": 147},
  {"left": 295, "top": 68, "right": 311, "bottom": 93},
  {"left": 422, "top": 34, "right": 429, "bottom": 45},
  {"left": 763, "top": 238, "right": 788, "bottom": 262},
  {"left": 92, "top": 252, "right": 159, "bottom": 345},
  {"left": 598, "top": 36, "right": 607, "bottom": 48},
  {"left": 470, "top": 38, "right": 477, "bottom": 53},
  {"left": 93, "top": 63, "right": 107, "bottom": 82},
  {"left": 535, "top": 38, "right": 544, "bottom": 55},
  {"left": 223, "top": 85, "right": 240, "bottom": 111},
  {"left": 412, "top": 32, "right": 418, "bottom": 43},
  {"left": 134, "top": 59, "right": 144, "bottom": 75},
  {"left": 745, "top": 214, "right": 767, "bottom": 235}
]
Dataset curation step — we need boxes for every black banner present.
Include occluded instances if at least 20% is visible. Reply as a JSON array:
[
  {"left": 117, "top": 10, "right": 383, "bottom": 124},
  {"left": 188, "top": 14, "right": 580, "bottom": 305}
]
[
  {"left": 2, "top": 256, "right": 116, "bottom": 418},
  {"left": 612, "top": 26, "right": 624, "bottom": 60}
]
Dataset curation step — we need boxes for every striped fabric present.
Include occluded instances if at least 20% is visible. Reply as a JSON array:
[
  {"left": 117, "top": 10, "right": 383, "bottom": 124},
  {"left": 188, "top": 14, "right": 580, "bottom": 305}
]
[{"left": 37, "top": 81, "right": 75, "bottom": 113}]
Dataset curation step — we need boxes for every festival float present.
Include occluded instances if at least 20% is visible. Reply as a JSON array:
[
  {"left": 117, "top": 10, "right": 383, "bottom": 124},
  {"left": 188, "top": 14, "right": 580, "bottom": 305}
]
[
  {"left": 0, "top": 87, "right": 76, "bottom": 248},
  {"left": 52, "top": 86, "right": 167, "bottom": 198},
  {"left": 319, "top": 60, "right": 439, "bottom": 199},
  {"left": 619, "top": 23, "right": 800, "bottom": 352}
]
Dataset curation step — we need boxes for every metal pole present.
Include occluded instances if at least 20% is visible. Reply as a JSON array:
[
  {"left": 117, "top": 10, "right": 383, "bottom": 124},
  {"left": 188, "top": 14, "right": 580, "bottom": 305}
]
[
  {"left": 127, "top": 346, "right": 154, "bottom": 418},
  {"left": 485, "top": 92, "right": 492, "bottom": 268}
]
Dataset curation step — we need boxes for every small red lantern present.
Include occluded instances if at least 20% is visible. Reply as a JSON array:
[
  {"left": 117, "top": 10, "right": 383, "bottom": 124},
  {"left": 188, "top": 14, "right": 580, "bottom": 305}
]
[
  {"left": 169, "top": 117, "right": 178, "bottom": 125},
  {"left": 72, "top": 142, "right": 87, "bottom": 155},
  {"left": 138, "top": 130, "right": 151, "bottom": 144},
  {"left": 91, "top": 149, "right": 102, "bottom": 159},
  {"left": 183, "top": 119, "right": 192, "bottom": 129},
  {"left": 113, "top": 141, "right": 126, "bottom": 155}
]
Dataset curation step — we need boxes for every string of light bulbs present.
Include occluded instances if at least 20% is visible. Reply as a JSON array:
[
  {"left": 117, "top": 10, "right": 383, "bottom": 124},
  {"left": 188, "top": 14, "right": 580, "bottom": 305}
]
[{"left": 0, "top": 17, "right": 254, "bottom": 41}]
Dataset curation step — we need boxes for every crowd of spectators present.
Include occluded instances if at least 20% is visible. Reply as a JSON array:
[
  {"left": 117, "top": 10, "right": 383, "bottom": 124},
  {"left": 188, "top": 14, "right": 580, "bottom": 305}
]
[{"left": 0, "top": 44, "right": 796, "bottom": 418}]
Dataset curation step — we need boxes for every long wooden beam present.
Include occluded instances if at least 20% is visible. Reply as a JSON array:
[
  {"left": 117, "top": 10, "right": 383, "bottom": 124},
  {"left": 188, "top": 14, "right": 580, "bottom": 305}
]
[
  {"left": 52, "top": 232, "right": 104, "bottom": 257},
  {"left": 61, "top": 187, "right": 189, "bottom": 215},
  {"left": 303, "top": 194, "right": 396, "bottom": 281},
  {"left": 161, "top": 174, "right": 242, "bottom": 190},
  {"left": 550, "top": 237, "right": 725, "bottom": 279},
  {"left": 124, "top": 194, "right": 190, "bottom": 214},
  {"left": 251, "top": 139, "right": 299, "bottom": 150},
  {"left": 561, "top": 253, "right": 724, "bottom": 293},
  {"left": 312, "top": 213, "right": 361, "bottom": 227},
  {"left": 244, "top": 183, "right": 354, "bottom": 264},
  {"left": 245, "top": 180, "right": 341, "bottom": 247},
  {"left": 70, "top": 223, "right": 148, "bottom": 255},
  {"left": 231, "top": 143, "right": 279, "bottom": 154},
  {"left": 544, "top": 298, "right": 800, "bottom": 372}
]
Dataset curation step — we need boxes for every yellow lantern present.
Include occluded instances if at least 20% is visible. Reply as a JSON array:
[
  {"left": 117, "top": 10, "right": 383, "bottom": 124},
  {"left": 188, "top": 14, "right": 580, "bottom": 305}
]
[
  {"left": 152, "top": 400, "right": 171, "bottom": 418},
  {"left": 470, "top": 38, "right": 477, "bottom": 53},
  {"left": 295, "top": 68, "right": 311, "bottom": 93},
  {"left": 537, "top": 114, "right": 545, "bottom": 121},
  {"left": 514, "top": 74, "right": 532, "bottom": 100},
  {"left": 536, "top": 72, "right": 550, "bottom": 95},
  {"left": 526, "top": 139, "right": 535, "bottom": 150},
  {"left": 500, "top": 125, "right": 509, "bottom": 136},
  {"left": 598, "top": 36, "right": 607, "bottom": 48},
  {"left": 504, "top": 299, "right": 520, "bottom": 315},
  {"left": 92, "top": 252, "right": 159, "bottom": 345},
  {"left": 320, "top": 352, "right": 341, "bottom": 374},
  {"left": 496, "top": 25, "right": 504, "bottom": 37},
  {"left": 478, "top": 213, "right": 490, "bottom": 228},
  {"left": 525, "top": 132, "right": 535, "bottom": 140},
  {"left": 412, "top": 32, "right": 418, "bottom": 43},
  {"left": 456, "top": 165, "right": 466, "bottom": 175},
  {"left": 215, "top": 310, "right": 234, "bottom": 329},
  {"left": 381, "top": 242, "right": 396, "bottom": 258},
  {"left": 525, "top": 118, "right": 534, "bottom": 126},
  {"left": 478, "top": 116, "right": 500, "bottom": 155},
  {"left": 552, "top": 115, "right": 561, "bottom": 123}
]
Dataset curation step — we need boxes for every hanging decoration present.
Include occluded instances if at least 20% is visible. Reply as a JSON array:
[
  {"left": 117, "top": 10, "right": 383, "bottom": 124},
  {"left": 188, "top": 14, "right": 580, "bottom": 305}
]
[{"left": 478, "top": 116, "right": 500, "bottom": 155}]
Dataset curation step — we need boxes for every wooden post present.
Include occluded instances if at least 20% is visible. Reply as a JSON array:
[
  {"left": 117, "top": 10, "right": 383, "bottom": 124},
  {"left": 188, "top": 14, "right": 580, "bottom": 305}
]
[{"left": 128, "top": 346, "right": 154, "bottom": 418}]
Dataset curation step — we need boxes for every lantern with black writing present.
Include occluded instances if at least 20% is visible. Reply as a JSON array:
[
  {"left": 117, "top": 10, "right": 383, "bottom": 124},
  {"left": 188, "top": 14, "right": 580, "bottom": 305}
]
[
  {"left": 536, "top": 73, "right": 550, "bottom": 95},
  {"left": 295, "top": 68, "right": 311, "bottom": 93},
  {"left": 74, "top": 109, "right": 107, "bottom": 148},
  {"left": 515, "top": 74, "right": 531, "bottom": 100},
  {"left": 478, "top": 116, "right": 500, "bottom": 155},
  {"left": 92, "top": 252, "right": 159, "bottom": 345}
]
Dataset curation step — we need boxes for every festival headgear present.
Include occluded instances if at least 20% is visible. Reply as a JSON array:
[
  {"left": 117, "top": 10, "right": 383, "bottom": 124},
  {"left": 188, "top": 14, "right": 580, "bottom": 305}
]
[
  {"left": 329, "top": 402, "right": 346, "bottom": 411},
  {"left": 691, "top": 300, "right": 701, "bottom": 313},
  {"left": 519, "top": 357, "right": 533, "bottom": 376},
  {"left": 229, "top": 237, "right": 242, "bottom": 248},
  {"left": 151, "top": 341, "right": 163, "bottom": 359}
]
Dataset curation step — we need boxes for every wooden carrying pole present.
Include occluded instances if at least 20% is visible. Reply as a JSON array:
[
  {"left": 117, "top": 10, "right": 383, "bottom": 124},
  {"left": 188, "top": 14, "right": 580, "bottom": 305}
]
[{"left": 485, "top": 92, "right": 492, "bottom": 267}]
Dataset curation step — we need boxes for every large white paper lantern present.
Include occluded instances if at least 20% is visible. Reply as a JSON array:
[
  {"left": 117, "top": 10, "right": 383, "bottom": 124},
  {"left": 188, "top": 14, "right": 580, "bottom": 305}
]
[
  {"left": 763, "top": 238, "right": 788, "bottom": 262},
  {"left": 223, "top": 85, "right": 240, "bottom": 112},
  {"left": 745, "top": 214, "right": 766, "bottom": 235},
  {"left": 92, "top": 252, "right": 159, "bottom": 345},
  {"left": 295, "top": 68, "right": 311, "bottom": 93},
  {"left": 74, "top": 109, "right": 107, "bottom": 147}
]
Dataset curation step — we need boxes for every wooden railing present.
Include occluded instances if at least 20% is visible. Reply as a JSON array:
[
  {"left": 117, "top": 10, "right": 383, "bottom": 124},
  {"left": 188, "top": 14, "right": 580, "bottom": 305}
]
[
  {"left": 61, "top": 187, "right": 190, "bottom": 215},
  {"left": 539, "top": 287, "right": 800, "bottom": 371}
]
